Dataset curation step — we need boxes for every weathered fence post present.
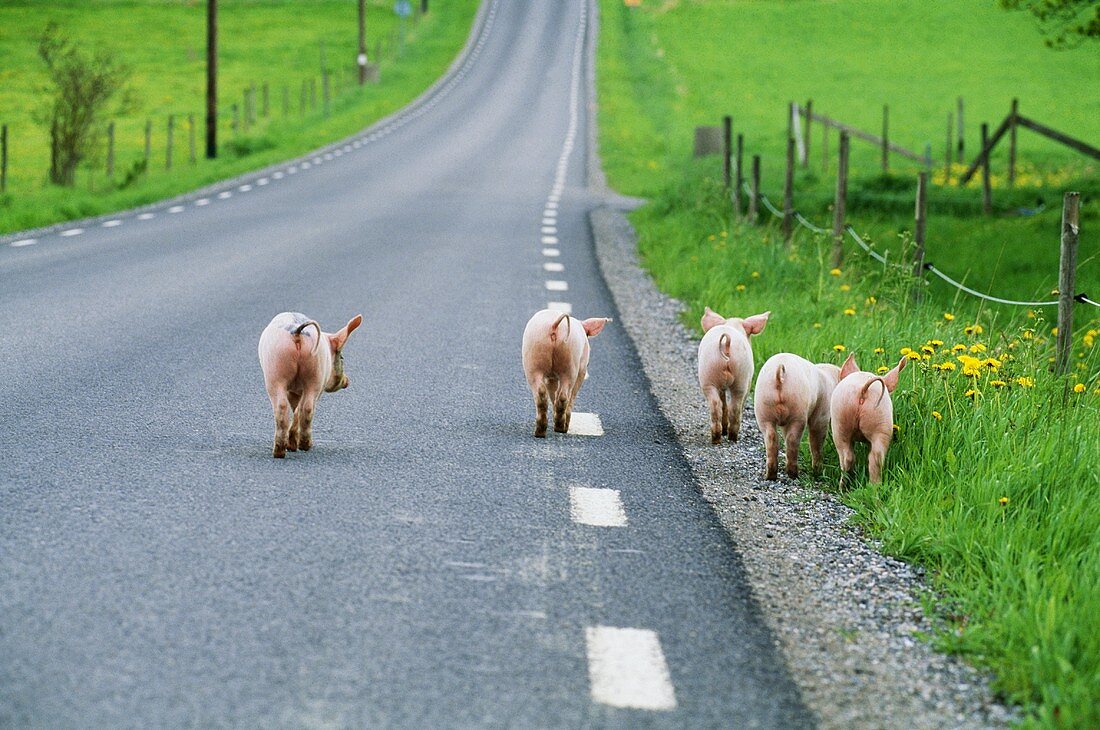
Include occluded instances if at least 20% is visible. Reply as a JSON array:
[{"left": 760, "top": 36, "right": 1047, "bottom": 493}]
[
  {"left": 832, "top": 131, "right": 850, "bottom": 267},
  {"left": 1055, "top": 192, "right": 1080, "bottom": 375},
  {"left": 1007, "top": 98, "right": 1018, "bottom": 187},
  {"left": 323, "top": 72, "right": 331, "bottom": 116},
  {"left": 749, "top": 154, "right": 761, "bottom": 224},
  {"left": 262, "top": 83, "right": 269, "bottom": 117},
  {"left": 310, "top": 78, "right": 317, "bottom": 110},
  {"left": 722, "top": 115, "right": 732, "bottom": 190},
  {"left": 144, "top": 119, "right": 152, "bottom": 170},
  {"left": 945, "top": 112, "right": 953, "bottom": 183},
  {"left": 166, "top": 114, "right": 174, "bottom": 170},
  {"left": 232, "top": 104, "right": 239, "bottom": 134},
  {"left": 803, "top": 99, "right": 812, "bottom": 168},
  {"left": 783, "top": 136, "right": 795, "bottom": 245},
  {"left": 881, "top": 104, "right": 889, "bottom": 173},
  {"left": 734, "top": 133, "right": 744, "bottom": 217},
  {"left": 283, "top": 85, "right": 290, "bottom": 117},
  {"left": 822, "top": 123, "right": 829, "bottom": 174},
  {"left": 242, "top": 89, "right": 250, "bottom": 132},
  {"left": 913, "top": 171, "right": 928, "bottom": 276},
  {"left": 249, "top": 83, "right": 257, "bottom": 125},
  {"left": 981, "top": 122, "right": 992, "bottom": 215},
  {"left": 956, "top": 97, "right": 965, "bottom": 162},
  {"left": 1, "top": 124, "right": 8, "bottom": 192},
  {"left": 106, "top": 122, "right": 115, "bottom": 181},
  {"left": 188, "top": 114, "right": 196, "bottom": 165}
]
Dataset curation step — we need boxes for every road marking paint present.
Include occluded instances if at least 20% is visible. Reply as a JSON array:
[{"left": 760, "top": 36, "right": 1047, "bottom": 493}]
[
  {"left": 541, "top": 235, "right": 559, "bottom": 244},
  {"left": 60, "top": 228, "right": 84, "bottom": 237},
  {"left": 541, "top": 226, "right": 557, "bottom": 235},
  {"left": 568, "top": 412, "right": 604, "bottom": 436},
  {"left": 542, "top": 217, "right": 556, "bottom": 225},
  {"left": 547, "top": 201, "right": 558, "bottom": 209},
  {"left": 545, "top": 280, "right": 568, "bottom": 292},
  {"left": 585, "top": 626, "right": 677, "bottom": 710},
  {"left": 288, "top": 165, "right": 299, "bottom": 173},
  {"left": 102, "top": 219, "right": 123, "bottom": 227},
  {"left": 542, "top": 248, "right": 560, "bottom": 257},
  {"left": 257, "top": 177, "right": 269, "bottom": 185},
  {"left": 238, "top": 184, "right": 252, "bottom": 192},
  {"left": 445, "top": 561, "right": 486, "bottom": 569},
  {"left": 273, "top": 171, "right": 284, "bottom": 179},
  {"left": 313, "top": 156, "right": 323, "bottom": 164},
  {"left": 137, "top": 212, "right": 155, "bottom": 220},
  {"left": 195, "top": 198, "right": 211, "bottom": 206},
  {"left": 543, "top": 212, "right": 558, "bottom": 221},
  {"left": 570, "top": 487, "right": 627, "bottom": 527},
  {"left": 544, "top": 262, "right": 564, "bottom": 272},
  {"left": 218, "top": 191, "right": 232, "bottom": 199},
  {"left": 168, "top": 205, "right": 185, "bottom": 213},
  {"left": 10, "top": 238, "right": 37, "bottom": 247},
  {"left": 301, "top": 162, "right": 311, "bottom": 170},
  {"left": 548, "top": 301, "right": 572, "bottom": 314}
]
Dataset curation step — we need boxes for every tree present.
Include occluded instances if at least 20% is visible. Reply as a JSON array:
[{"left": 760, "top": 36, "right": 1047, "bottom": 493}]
[
  {"left": 1000, "top": 0, "right": 1100, "bottom": 48},
  {"left": 36, "top": 23, "right": 132, "bottom": 186}
]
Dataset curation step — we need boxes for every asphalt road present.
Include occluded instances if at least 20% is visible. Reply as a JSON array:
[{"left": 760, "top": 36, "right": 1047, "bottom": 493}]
[{"left": 0, "top": 1, "right": 811, "bottom": 726}]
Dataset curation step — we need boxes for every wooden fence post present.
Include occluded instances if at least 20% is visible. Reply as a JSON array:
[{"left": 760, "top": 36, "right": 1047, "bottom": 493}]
[
  {"left": 913, "top": 171, "right": 928, "bottom": 276},
  {"left": 783, "top": 136, "right": 795, "bottom": 245},
  {"left": 821, "top": 123, "right": 828, "bottom": 174},
  {"left": 1, "top": 124, "right": 8, "bottom": 192},
  {"left": 832, "top": 131, "right": 849, "bottom": 267},
  {"left": 166, "top": 114, "right": 174, "bottom": 170},
  {"left": 749, "top": 154, "right": 761, "bottom": 223},
  {"left": 1055, "top": 192, "right": 1080, "bottom": 375},
  {"left": 804, "top": 99, "right": 812, "bottom": 168},
  {"left": 956, "top": 97, "right": 965, "bottom": 162},
  {"left": 722, "top": 115, "right": 732, "bottom": 190},
  {"left": 106, "top": 122, "right": 114, "bottom": 181},
  {"left": 232, "top": 104, "right": 239, "bottom": 134},
  {"left": 323, "top": 73, "right": 331, "bottom": 116},
  {"left": 981, "top": 122, "right": 992, "bottom": 215},
  {"left": 262, "top": 82, "right": 269, "bottom": 117},
  {"left": 1008, "top": 98, "right": 1018, "bottom": 187},
  {"left": 144, "top": 119, "right": 152, "bottom": 169},
  {"left": 945, "top": 112, "right": 953, "bottom": 183},
  {"left": 283, "top": 85, "right": 290, "bottom": 117},
  {"left": 249, "top": 83, "right": 257, "bottom": 125},
  {"left": 734, "top": 133, "right": 744, "bottom": 217},
  {"left": 310, "top": 78, "right": 317, "bottom": 110},
  {"left": 881, "top": 104, "right": 889, "bottom": 173},
  {"left": 188, "top": 114, "right": 196, "bottom": 165}
]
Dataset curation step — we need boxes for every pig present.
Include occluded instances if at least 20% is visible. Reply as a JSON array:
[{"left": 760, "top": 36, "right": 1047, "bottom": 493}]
[
  {"left": 830, "top": 353, "right": 908, "bottom": 486},
  {"left": 521, "top": 309, "right": 611, "bottom": 438},
  {"left": 258, "top": 311, "right": 362, "bottom": 458},
  {"left": 697, "top": 306, "right": 770, "bottom": 444},
  {"left": 754, "top": 353, "right": 842, "bottom": 480}
]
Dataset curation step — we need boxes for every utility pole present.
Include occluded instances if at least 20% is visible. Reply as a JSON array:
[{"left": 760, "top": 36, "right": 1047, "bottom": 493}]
[
  {"left": 358, "top": 0, "right": 367, "bottom": 85},
  {"left": 205, "top": 0, "right": 217, "bottom": 159}
]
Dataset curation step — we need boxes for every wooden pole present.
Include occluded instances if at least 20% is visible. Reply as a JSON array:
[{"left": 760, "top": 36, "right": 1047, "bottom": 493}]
[
  {"left": 913, "top": 172, "right": 928, "bottom": 276},
  {"left": 282, "top": 85, "right": 289, "bottom": 117},
  {"left": 1, "top": 124, "right": 8, "bottom": 192},
  {"left": 783, "top": 136, "right": 795, "bottom": 245},
  {"left": 143, "top": 119, "right": 152, "bottom": 170},
  {"left": 821, "top": 122, "right": 828, "bottom": 174},
  {"left": 945, "top": 112, "right": 953, "bottom": 183},
  {"left": 803, "top": 99, "right": 812, "bottom": 168},
  {"left": 1055, "top": 192, "right": 1080, "bottom": 375},
  {"left": 749, "top": 154, "right": 761, "bottom": 224},
  {"left": 881, "top": 104, "right": 889, "bottom": 173},
  {"left": 981, "top": 122, "right": 992, "bottom": 215},
  {"left": 832, "top": 132, "right": 850, "bottom": 267},
  {"left": 106, "top": 122, "right": 114, "bottom": 181},
  {"left": 1007, "top": 98, "right": 1018, "bottom": 187},
  {"left": 722, "top": 115, "right": 732, "bottom": 190},
  {"left": 734, "top": 133, "right": 744, "bottom": 217},
  {"left": 188, "top": 114, "right": 196, "bottom": 164},
  {"left": 166, "top": 114, "right": 174, "bottom": 170},
  {"left": 205, "top": 0, "right": 217, "bottom": 159},
  {"left": 262, "top": 82, "right": 269, "bottom": 117},
  {"left": 956, "top": 96, "right": 965, "bottom": 162},
  {"left": 243, "top": 88, "right": 250, "bottom": 132},
  {"left": 300, "top": 80, "right": 307, "bottom": 115},
  {"left": 358, "top": 0, "right": 368, "bottom": 85},
  {"left": 232, "top": 104, "right": 239, "bottom": 134}
]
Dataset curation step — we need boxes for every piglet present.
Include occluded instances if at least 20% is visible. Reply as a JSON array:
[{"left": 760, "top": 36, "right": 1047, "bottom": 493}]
[
  {"left": 697, "top": 306, "right": 770, "bottom": 444},
  {"left": 258, "top": 312, "right": 362, "bottom": 458},
  {"left": 754, "top": 353, "right": 841, "bottom": 480},
  {"left": 830, "top": 353, "right": 907, "bottom": 486},
  {"left": 521, "top": 309, "right": 610, "bottom": 437}
]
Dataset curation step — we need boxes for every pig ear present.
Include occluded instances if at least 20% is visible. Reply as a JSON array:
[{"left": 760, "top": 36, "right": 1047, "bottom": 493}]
[
  {"left": 701, "top": 306, "right": 725, "bottom": 333},
  {"left": 582, "top": 317, "right": 611, "bottom": 337},
  {"left": 331, "top": 314, "right": 363, "bottom": 350},
  {"left": 884, "top": 356, "right": 907, "bottom": 392},
  {"left": 741, "top": 311, "right": 770, "bottom": 336},
  {"left": 839, "top": 353, "right": 860, "bottom": 379}
]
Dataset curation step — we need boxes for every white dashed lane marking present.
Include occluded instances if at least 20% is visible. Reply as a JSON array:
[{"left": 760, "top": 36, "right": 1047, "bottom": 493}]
[
  {"left": 545, "top": 280, "right": 568, "bottom": 292},
  {"left": 60, "top": 228, "right": 83, "bottom": 237},
  {"left": 10, "top": 238, "right": 37, "bottom": 247},
  {"left": 542, "top": 248, "right": 560, "bottom": 257},
  {"left": 544, "top": 262, "right": 564, "bottom": 272},
  {"left": 102, "top": 220, "right": 122, "bottom": 228},
  {"left": 137, "top": 213, "right": 155, "bottom": 220},
  {"left": 218, "top": 191, "right": 232, "bottom": 199},
  {"left": 168, "top": 205, "right": 184, "bottom": 213},
  {"left": 541, "top": 226, "right": 556, "bottom": 235},
  {"left": 541, "top": 236, "right": 559, "bottom": 244},
  {"left": 568, "top": 412, "right": 604, "bottom": 436},
  {"left": 570, "top": 487, "right": 627, "bottom": 527},
  {"left": 238, "top": 184, "right": 252, "bottom": 192},
  {"left": 548, "top": 301, "right": 572, "bottom": 314},
  {"left": 585, "top": 626, "right": 677, "bottom": 711},
  {"left": 195, "top": 198, "right": 210, "bottom": 206}
]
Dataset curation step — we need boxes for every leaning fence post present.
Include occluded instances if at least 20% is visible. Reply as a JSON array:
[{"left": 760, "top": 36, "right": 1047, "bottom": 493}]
[
  {"left": 1008, "top": 98, "right": 1018, "bottom": 187},
  {"left": 1055, "top": 192, "right": 1081, "bottom": 375},
  {"left": 881, "top": 104, "right": 889, "bottom": 173},
  {"left": 722, "top": 115, "right": 732, "bottom": 190},
  {"left": 323, "top": 72, "right": 331, "bottom": 116},
  {"left": 913, "top": 171, "right": 928, "bottom": 276},
  {"left": 0, "top": 123, "right": 6, "bottom": 193},
  {"left": 803, "top": 99, "right": 812, "bottom": 168},
  {"left": 945, "top": 112, "right": 953, "bottom": 183},
  {"left": 783, "top": 136, "right": 795, "bottom": 245},
  {"left": 166, "top": 114, "right": 174, "bottom": 170},
  {"left": 106, "top": 122, "right": 115, "bottom": 181},
  {"left": 956, "top": 96, "right": 965, "bottom": 162},
  {"left": 283, "top": 85, "right": 290, "bottom": 117},
  {"left": 188, "top": 114, "right": 196, "bottom": 165},
  {"left": 144, "top": 119, "right": 152, "bottom": 170},
  {"left": 262, "top": 82, "right": 269, "bottom": 117},
  {"left": 832, "top": 131, "right": 850, "bottom": 267},
  {"left": 749, "top": 154, "right": 761, "bottom": 224},
  {"left": 981, "top": 122, "right": 992, "bottom": 215},
  {"left": 734, "top": 133, "right": 744, "bottom": 218}
]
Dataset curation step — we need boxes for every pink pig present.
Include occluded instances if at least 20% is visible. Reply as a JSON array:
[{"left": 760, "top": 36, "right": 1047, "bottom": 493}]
[
  {"left": 521, "top": 309, "right": 611, "bottom": 437},
  {"left": 258, "top": 312, "right": 362, "bottom": 458},
  {"left": 830, "top": 353, "right": 908, "bottom": 486},
  {"left": 697, "top": 306, "right": 770, "bottom": 444},
  {"left": 753, "top": 353, "right": 842, "bottom": 480}
]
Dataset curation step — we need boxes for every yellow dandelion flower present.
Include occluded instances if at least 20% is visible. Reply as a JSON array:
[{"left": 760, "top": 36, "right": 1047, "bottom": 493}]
[
  {"left": 931, "top": 411, "right": 943, "bottom": 421},
  {"left": 892, "top": 424, "right": 900, "bottom": 435},
  {"left": 720, "top": 231, "right": 728, "bottom": 238},
  {"left": 1074, "top": 383, "right": 1086, "bottom": 394},
  {"left": 866, "top": 296, "right": 877, "bottom": 305},
  {"left": 751, "top": 271, "right": 760, "bottom": 278},
  {"left": 877, "top": 366, "right": 890, "bottom": 374},
  {"left": 1027, "top": 310, "right": 1037, "bottom": 319},
  {"left": 843, "top": 308, "right": 856, "bottom": 316},
  {"left": 708, "top": 234, "right": 716, "bottom": 241},
  {"left": 1022, "top": 329, "right": 1034, "bottom": 340},
  {"left": 990, "top": 380, "right": 1007, "bottom": 388},
  {"left": 952, "top": 344, "right": 967, "bottom": 353},
  {"left": 964, "top": 389, "right": 981, "bottom": 399},
  {"left": 964, "top": 324, "right": 984, "bottom": 336},
  {"left": 830, "top": 268, "right": 842, "bottom": 277},
  {"left": 813, "top": 322, "right": 823, "bottom": 329},
  {"left": 833, "top": 344, "right": 846, "bottom": 352},
  {"left": 736, "top": 284, "right": 746, "bottom": 292},
  {"left": 1051, "top": 327, "right": 1058, "bottom": 336},
  {"left": 874, "top": 347, "right": 885, "bottom": 354},
  {"left": 1015, "top": 376, "right": 1035, "bottom": 388},
  {"left": 900, "top": 347, "right": 913, "bottom": 355},
  {"left": 999, "top": 496, "right": 1009, "bottom": 506},
  {"left": 984, "top": 357, "right": 1002, "bottom": 370},
  {"left": 921, "top": 345, "right": 935, "bottom": 355},
  {"left": 969, "top": 343, "right": 987, "bottom": 353},
  {"left": 929, "top": 339, "right": 944, "bottom": 347},
  {"left": 943, "top": 313, "right": 955, "bottom": 321},
  {"left": 939, "top": 362, "right": 957, "bottom": 372},
  {"left": 906, "top": 351, "right": 922, "bottom": 360},
  {"left": 839, "top": 284, "right": 851, "bottom": 292}
]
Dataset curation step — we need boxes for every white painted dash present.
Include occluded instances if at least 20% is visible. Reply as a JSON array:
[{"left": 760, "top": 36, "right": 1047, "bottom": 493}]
[
  {"left": 542, "top": 217, "right": 556, "bottom": 225},
  {"left": 137, "top": 213, "right": 155, "bottom": 220},
  {"left": 238, "top": 184, "right": 252, "bottom": 192},
  {"left": 570, "top": 487, "right": 627, "bottom": 527},
  {"left": 272, "top": 171, "right": 284, "bottom": 179},
  {"left": 544, "top": 262, "right": 564, "bottom": 272},
  {"left": 168, "top": 205, "right": 185, "bottom": 213},
  {"left": 257, "top": 177, "right": 269, "bottom": 185},
  {"left": 568, "top": 412, "right": 604, "bottom": 436},
  {"left": 545, "top": 280, "right": 568, "bottom": 292},
  {"left": 101, "top": 219, "right": 123, "bottom": 227},
  {"left": 548, "top": 301, "right": 572, "bottom": 314},
  {"left": 10, "top": 238, "right": 37, "bottom": 247},
  {"left": 218, "top": 191, "right": 232, "bottom": 199},
  {"left": 541, "top": 226, "right": 557, "bottom": 235},
  {"left": 541, "top": 236, "right": 559, "bottom": 245},
  {"left": 60, "top": 228, "right": 84, "bottom": 237},
  {"left": 542, "top": 248, "right": 560, "bottom": 257},
  {"left": 195, "top": 198, "right": 210, "bottom": 206},
  {"left": 585, "top": 626, "right": 677, "bottom": 710}
]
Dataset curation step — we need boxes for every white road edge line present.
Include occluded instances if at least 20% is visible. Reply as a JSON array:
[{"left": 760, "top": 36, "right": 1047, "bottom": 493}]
[
  {"left": 568, "top": 412, "right": 604, "bottom": 436},
  {"left": 570, "top": 487, "right": 627, "bottom": 527},
  {"left": 585, "top": 626, "right": 677, "bottom": 711}
]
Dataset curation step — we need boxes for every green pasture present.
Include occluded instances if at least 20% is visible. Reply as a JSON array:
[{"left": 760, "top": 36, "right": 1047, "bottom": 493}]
[
  {"left": 0, "top": 0, "right": 479, "bottom": 234},
  {"left": 597, "top": 0, "right": 1100, "bottom": 726}
]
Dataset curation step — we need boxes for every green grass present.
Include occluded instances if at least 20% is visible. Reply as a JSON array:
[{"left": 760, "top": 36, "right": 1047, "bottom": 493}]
[
  {"left": 597, "top": 1, "right": 1100, "bottom": 726},
  {"left": 0, "top": 0, "right": 479, "bottom": 234}
]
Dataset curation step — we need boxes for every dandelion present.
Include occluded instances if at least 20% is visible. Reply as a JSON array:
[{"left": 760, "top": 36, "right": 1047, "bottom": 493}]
[
  {"left": 999, "top": 496, "right": 1009, "bottom": 507},
  {"left": 939, "top": 362, "right": 957, "bottom": 372},
  {"left": 969, "top": 343, "right": 987, "bottom": 354},
  {"left": 874, "top": 347, "right": 885, "bottom": 354},
  {"left": 906, "top": 351, "right": 922, "bottom": 361},
  {"left": 921, "top": 345, "right": 935, "bottom": 355},
  {"left": 877, "top": 366, "right": 890, "bottom": 374},
  {"left": 833, "top": 344, "right": 846, "bottom": 352},
  {"left": 1022, "top": 329, "right": 1034, "bottom": 340},
  {"left": 964, "top": 324, "right": 984, "bottom": 336},
  {"left": 983, "top": 357, "right": 1002, "bottom": 370},
  {"left": 990, "top": 380, "right": 1007, "bottom": 388},
  {"left": 720, "top": 230, "right": 728, "bottom": 238},
  {"left": 932, "top": 411, "right": 943, "bottom": 421},
  {"left": 708, "top": 234, "right": 716, "bottom": 241},
  {"left": 1051, "top": 327, "right": 1058, "bottom": 336},
  {"left": 751, "top": 271, "right": 760, "bottom": 279},
  {"left": 929, "top": 339, "right": 944, "bottom": 347},
  {"left": 813, "top": 322, "right": 822, "bottom": 329},
  {"left": 830, "top": 268, "right": 842, "bottom": 277},
  {"left": 943, "top": 313, "right": 955, "bottom": 321},
  {"left": 838, "top": 284, "right": 851, "bottom": 293},
  {"left": 900, "top": 347, "right": 913, "bottom": 355},
  {"left": 844, "top": 307, "right": 856, "bottom": 316},
  {"left": 1074, "top": 383, "right": 1086, "bottom": 394},
  {"left": 1027, "top": 310, "right": 1037, "bottom": 319},
  {"left": 1084, "top": 329, "right": 1097, "bottom": 348},
  {"left": 1015, "top": 376, "right": 1035, "bottom": 388},
  {"left": 964, "top": 389, "right": 981, "bottom": 400},
  {"left": 866, "top": 296, "right": 877, "bottom": 305},
  {"left": 892, "top": 424, "right": 900, "bottom": 435},
  {"left": 736, "top": 284, "right": 746, "bottom": 292},
  {"left": 952, "top": 344, "right": 967, "bottom": 353}
]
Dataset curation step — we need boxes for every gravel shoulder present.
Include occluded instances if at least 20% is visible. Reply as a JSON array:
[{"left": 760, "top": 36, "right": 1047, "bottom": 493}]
[{"left": 583, "top": 3, "right": 1014, "bottom": 727}]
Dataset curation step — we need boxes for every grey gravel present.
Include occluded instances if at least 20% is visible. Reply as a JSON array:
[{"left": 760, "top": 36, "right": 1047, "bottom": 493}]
[{"left": 583, "top": 4, "right": 1015, "bottom": 726}]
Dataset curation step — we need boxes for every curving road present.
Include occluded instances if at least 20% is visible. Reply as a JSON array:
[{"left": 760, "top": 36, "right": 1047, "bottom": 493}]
[{"left": 0, "top": 1, "right": 811, "bottom": 726}]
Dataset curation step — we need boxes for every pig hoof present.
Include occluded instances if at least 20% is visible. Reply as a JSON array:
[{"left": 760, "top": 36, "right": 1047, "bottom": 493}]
[
  {"left": 273, "top": 448, "right": 286, "bottom": 459},
  {"left": 710, "top": 433, "right": 722, "bottom": 445},
  {"left": 787, "top": 468, "right": 799, "bottom": 479},
  {"left": 729, "top": 432, "right": 739, "bottom": 443},
  {"left": 286, "top": 441, "right": 298, "bottom": 452},
  {"left": 534, "top": 424, "right": 547, "bottom": 438},
  {"left": 553, "top": 424, "right": 567, "bottom": 434},
  {"left": 299, "top": 440, "right": 312, "bottom": 452},
  {"left": 765, "top": 469, "right": 778, "bottom": 481}
]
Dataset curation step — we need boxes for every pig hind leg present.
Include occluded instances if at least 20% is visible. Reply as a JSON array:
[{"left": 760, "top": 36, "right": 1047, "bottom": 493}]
[
  {"left": 784, "top": 420, "right": 806, "bottom": 479},
  {"left": 833, "top": 424, "right": 856, "bottom": 489},
  {"left": 562, "top": 373, "right": 584, "bottom": 433},
  {"left": 269, "top": 388, "right": 292, "bottom": 459},
  {"left": 720, "top": 390, "right": 729, "bottom": 437},
  {"left": 728, "top": 386, "right": 748, "bottom": 442},
  {"left": 762, "top": 423, "right": 780, "bottom": 480},
  {"left": 808, "top": 418, "right": 828, "bottom": 477},
  {"left": 704, "top": 386, "right": 724, "bottom": 445},
  {"left": 553, "top": 377, "right": 572, "bottom": 434},
  {"left": 531, "top": 376, "right": 549, "bottom": 438},
  {"left": 286, "top": 392, "right": 302, "bottom": 451},
  {"left": 868, "top": 435, "right": 890, "bottom": 484},
  {"left": 297, "top": 393, "right": 317, "bottom": 451}
]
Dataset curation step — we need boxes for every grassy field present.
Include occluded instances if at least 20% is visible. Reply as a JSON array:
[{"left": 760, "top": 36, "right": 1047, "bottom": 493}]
[
  {"left": 597, "top": 0, "right": 1100, "bottom": 726},
  {"left": 0, "top": 0, "right": 479, "bottom": 235}
]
